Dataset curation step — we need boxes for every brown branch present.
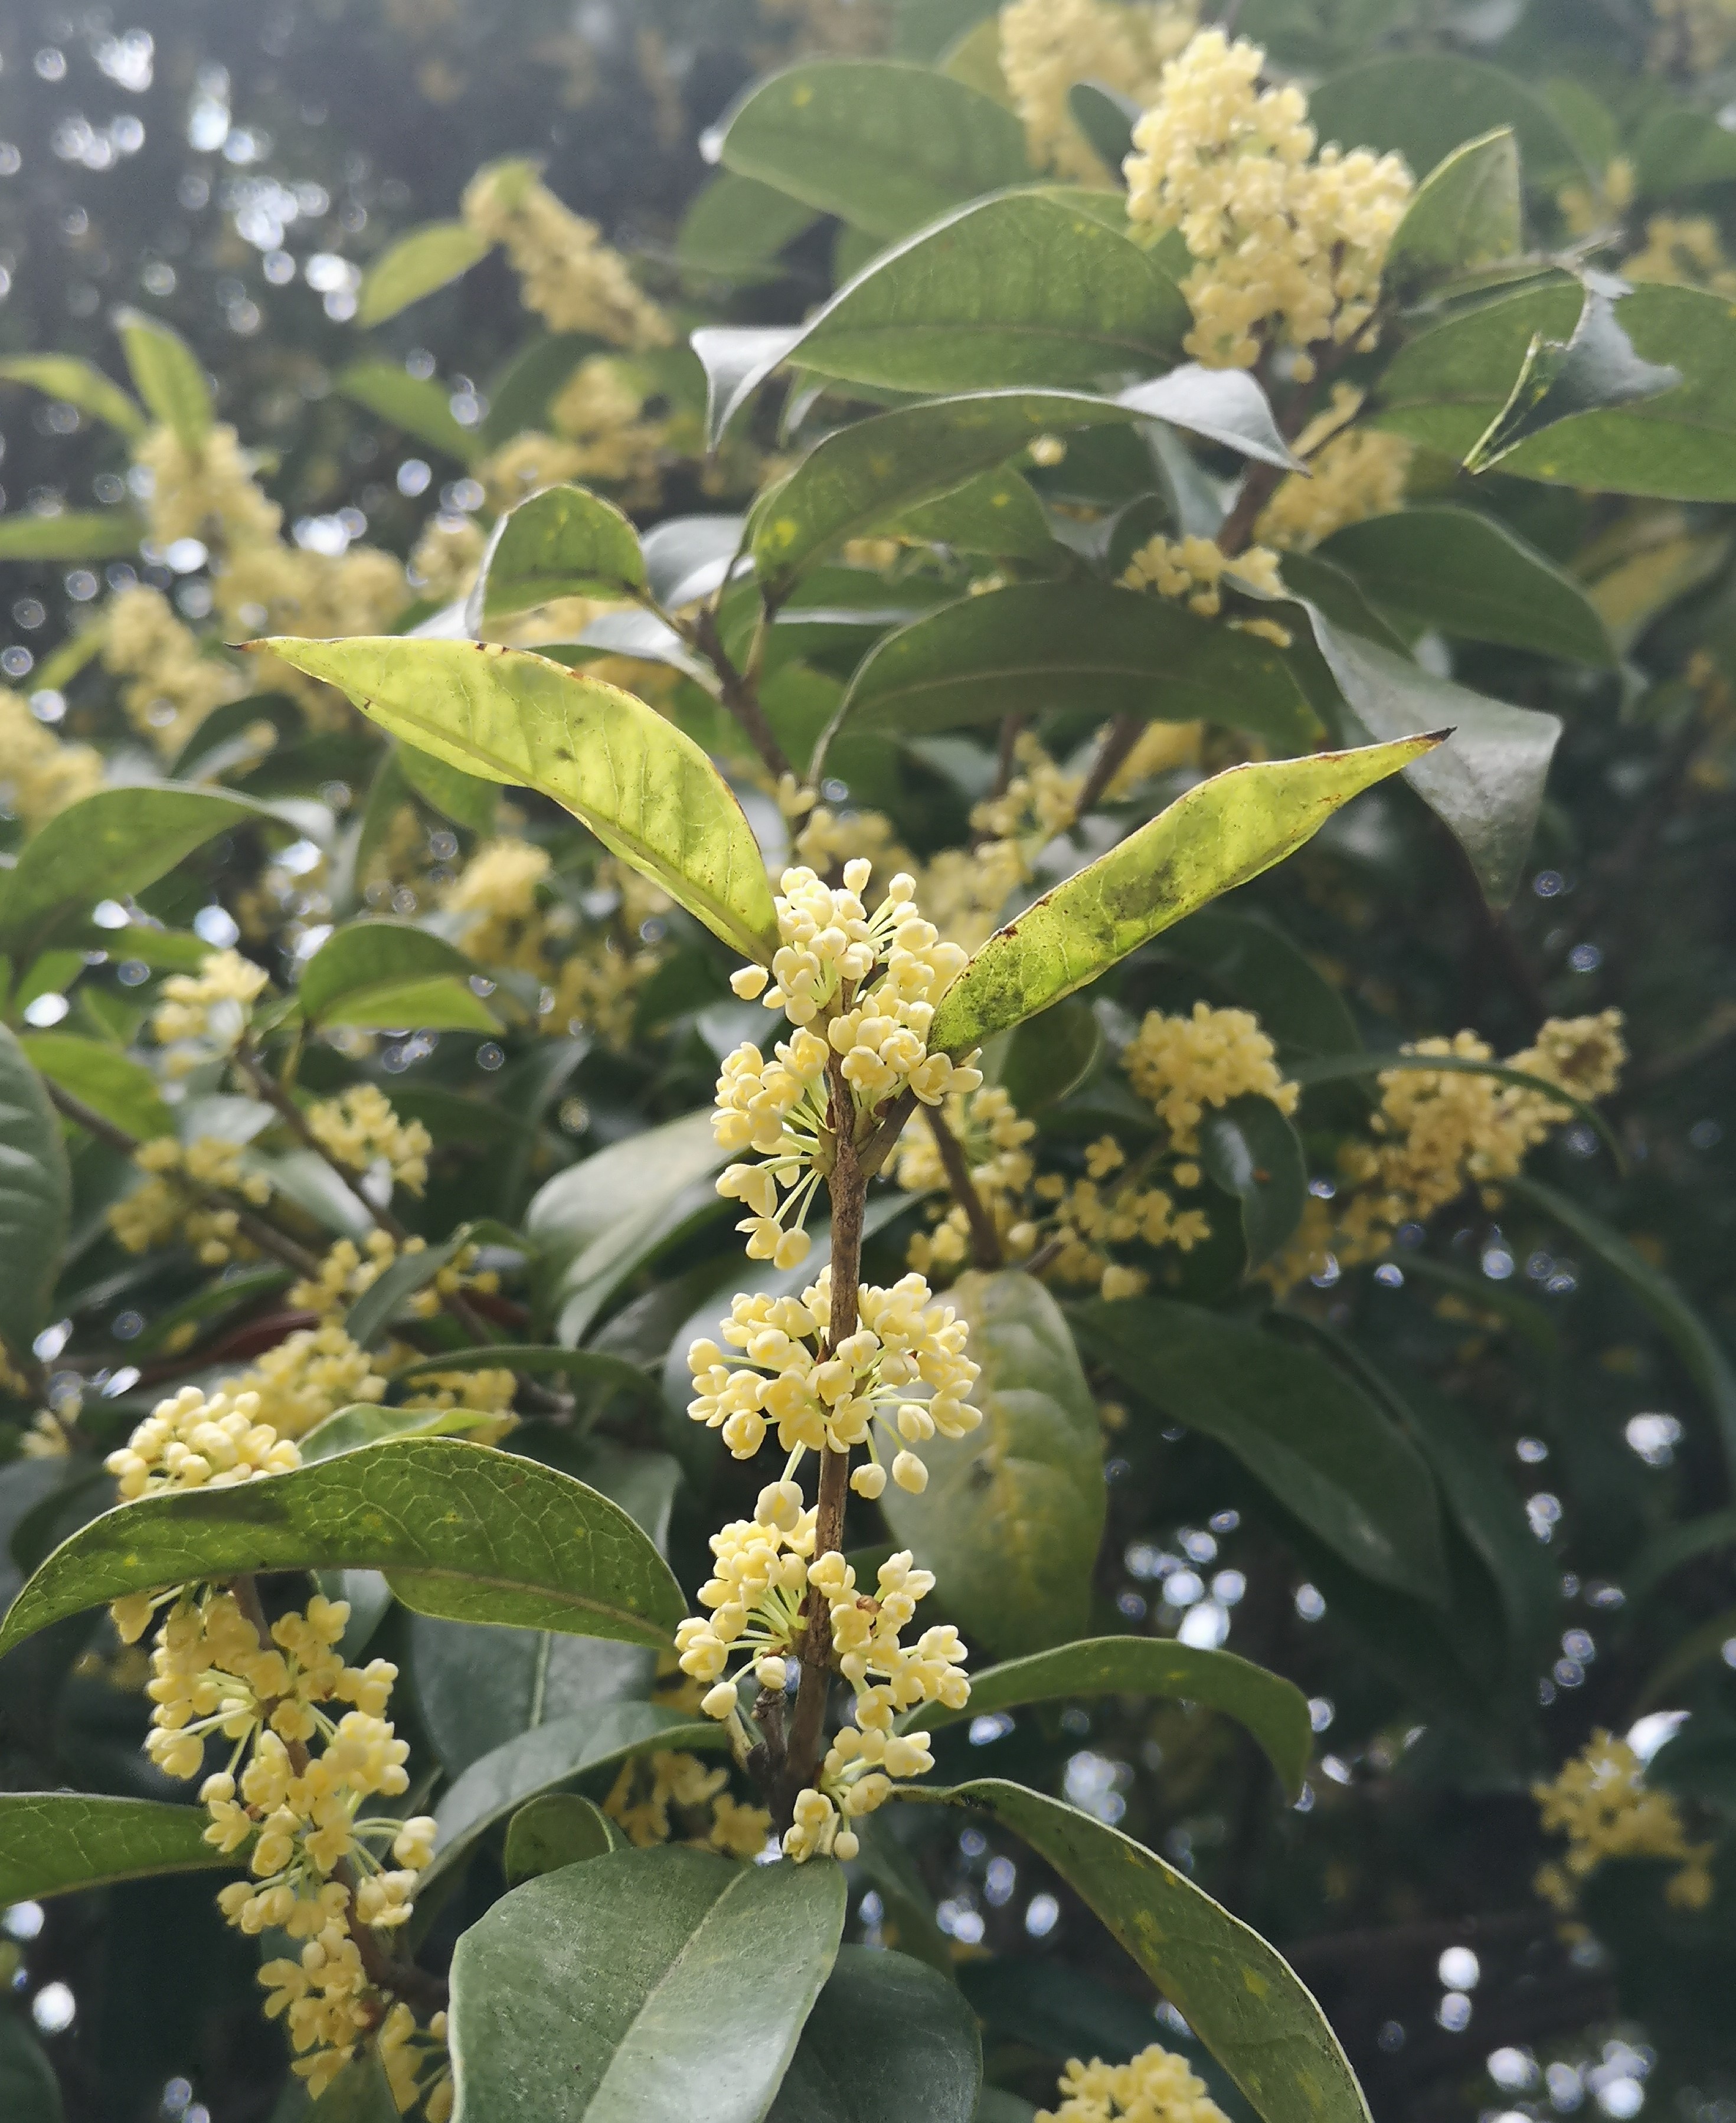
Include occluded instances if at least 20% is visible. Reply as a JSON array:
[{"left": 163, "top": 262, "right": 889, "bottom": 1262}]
[
  {"left": 1074, "top": 714, "right": 1145, "bottom": 819},
  {"left": 690, "top": 605, "right": 795, "bottom": 785},
  {"left": 1214, "top": 457, "right": 1287, "bottom": 559},
  {"left": 924, "top": 1104, "right": 1003, "bottom": 1268}
]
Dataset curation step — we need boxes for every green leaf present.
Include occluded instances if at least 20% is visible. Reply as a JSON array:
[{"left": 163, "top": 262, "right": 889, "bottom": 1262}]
[
  {"left": 716, "top": 60, "right": 1030, "bottom": 241},
  {"left": 0, "top": 1792, "right": 233, "bottom": 1902},
  {"left": 357, "top": 220, "right": 493, "bottom": 326},
  {"left": 1080, "top": 1298, "right": 1449, "bottom": 1604},
  {"left": 881, "top": 1270, "right": 1104, "bottom": 1659},
  {"left": 910, "top": 1635, "right": 1312, "bottom": 1798},
  {"left": 702, "top": 192, "right": 1191, "bottom": 441},
  {"left": 902, "top": 1782, "right": 1371, "bottom": 2123},
  {"left": 422, "top": 1702, "right": 721, "bottom": 1895},
  {"left": 0, "top": 2006, "right": 61, "bottom": 2123},
  {"left": 1322, "top": 506, "right": 1612, "bottom": 666},
  {"left": 891, "top": 466, "right": 1054, "bottom": 559},
  {"left": 345, "top": 1228, "right": 478, "bottom": 1346},
  {"left": 1067, "top": 80, "right": 1141, "bottom": 178},
  {"left": 766, "top": 1947, "right": 982, "bottom": 2123},
  {"left": 0, "top": 353, "right": 146, "bottom": 437},
  {"left": 503, "top": 1792, "right": 622, "bottom": 1883},
  {"left": 1198, "top": 1093, "right": 1307, "bottom": 1271},
  {"left": 257, "top": 638, "right": 780, "bottom": 964},
  {"left": 297, "top": 1402, "right": 494, "bottom": 1463},
  {"left": 1375, "top": 283, "right": 1736, "bottom": 501},
  {"left": 395, "top": 738, "right": 501, "bottom": 835},
  {"left": 298, "top": 918, "right": 498, "bottom": 1032},
  {"left": 677, "top": 173, "right": 820, "bottom": 284},
  {"left": 20, "top": 1033, "right": 172, "bottom": 1142},
  {"left": 1385, "top": 129, "right": 1523, "bottom": 289},
  {"left": 1307, "top": 54, "right": 1583, "bottom": 188},
  {"left": 115, "top": 308, "right": 212, "bottom": 450},
  {"left": 1508, "top": 1176, "right": 1736, "bottom": 1483},
  {"left": 1292, "top": 610, "right": 1562, "bottom": 908},
  {"left": 0, "top": 511, "right": 143, "bottom": 560},
  {"left": 929, "top": 736, "right": 1437, "bottom": 1052},
  {"left": 1462, "top": 288, "right": 1681, "bottom": 476},
  {"left": 0, "top": 784, "right": 280, "bottom": 965},
  {"left": 819, "top": 580, "right": 1318, "bottom": 770},
  {"left": 0, "top": 1026, "right": 71, "bottom": 1366},
  {"left": 469, "top": 482, "right": 648, "bottom": 627},
  {"left": 990, "top": 1000, "right": 1103, "bottom": 1114},
  {"left": 336, "top": 360, "right": 477, "bottom": 463},
  {"left": 449, "top": 1846, "right": 846, "bottom": 2123},
  {"left": 1159, "top": 909, "right": 1360, "bottom": 1062},
  {"left": 0, "top": 1438, "right": 687, "bottom": 1657}
]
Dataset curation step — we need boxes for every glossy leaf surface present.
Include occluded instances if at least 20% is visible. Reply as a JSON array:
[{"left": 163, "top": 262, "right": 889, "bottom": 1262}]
[
  {"left": 0, "top": 1793, "right": 233, "bottom": 1902},
  {"left": 358, "top": 220, "right": 492, "bottom": 326},
  {"left": 765, "top": 1947, "right": 982, "bottom": 2123},
  {"left": 0, "top": 1027, "right": 72, "bottom": 1365}
]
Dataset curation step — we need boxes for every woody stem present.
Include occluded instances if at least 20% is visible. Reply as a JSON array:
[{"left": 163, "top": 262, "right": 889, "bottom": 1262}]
[{"left": 924, "top": 1104, "right": 1003, "bottom": 1268}]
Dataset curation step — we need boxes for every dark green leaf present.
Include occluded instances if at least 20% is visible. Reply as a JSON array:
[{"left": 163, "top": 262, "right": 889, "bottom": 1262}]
[
  {"left": 881, "top": 1270, "right": 1104, "bottom": 1658},
  {"left": 0, "top": 354, "right": 145, "bottom": 437},
  {"left": 469, "top": 483, "right": 647, "bottom": 627},
  {"left": 1307, "top": 54, "right": 1583, "bottom": 187},
  {"left": 1080, "top": 1298, "right": 1449, "bottom": 1604},
  {"left": 357, "top": 220, "right": 493, "bottom": 326},
  {"left": 1463, "top": 289, "right": 1681, "bottom": 476},
  {"left": 891, "top": 466, "right": 1054, "bottom": 559},
  {"left": 930, "top": 737, "right": 1439, "bottom": 1052},
  {"left": 21, "top": 1033, "right": 172, "bottom": 1142},
  {"left": 115, "top": 308, "right": 212, "bottom": 450},
  {"left": 766, "top": 1947, "right": 982, "bottom": 2123},
  {"left": 1159, "top": 908, "right": 1361, "bottom": 1062},
  {"left": 0, "top": 1792, "right": 233, "bottom": 1902},
  {"left": 1509, "top": 1175, "right": 1736, "bottom": 1483},
  {"left": 1067, "top": 80, "right": 1141, "bottom": 178},
  {"left": 819, "top": 580, "right": 1319, "bottom": 767},
  {"left": 1375, "top": 283, "right": 1736, "bottom": 501},
  {"left": 1292, "top": 607, "right": 1561, "bottom": 908},
  {"left": 0, "top": 2007, "right": 61, "bottom": 2122},
  {"left": 0, "top": 512, "right": 143, "bottom": 560},
  {"left": 259, "top": 638, "right": 779, "bottom": 963},
  {"left": 717, "top": 60, "right": 1030, "bottom": 240},
  {"left": 677, "top": 173, "right": 820, "bottom": 284},
  {"left": 337, "top": 360, "right": 477, "bottom": 463},
  {"left": 0, "top": 784, "right": 281, "bottom": 964},
  {"left": 910, "top": 1634, "right": 1312, "bottom": 1797},
  {"left": 0, "top": 1026, "right": 71, "bottom": 1366},
  {"left": 448, "top": 1846, "right": 845, "bottom": 2123},
  {"left": 1198, "top": 1093, "right": 1307, "bottom": 1270},
  {"left": 1386, "top": 129, "right": 1523, "bottom": 289},
  {"left": 705, "top": 193, "right": 1191, "bottom": 441},
  {"left": 1625, "top": 1509, "right": 1736, "bottom": 1609},
  {"left": 991, "top": 1000, "right": 1103, "bottom": 1113},
  {"left": 902, "top": 1782, "right": 1372, "bottom": 2123},
  {"left": 504, "top": 1792, "right": 622, "bottom": 1883},
  {"left": 421, "top": 1702, "right": 721, "bottom": 1894},
  {"left": 395, "top": 738, "right": 502, "bottom": 835},
  {"left": 0, "top": 1439, "right": 687, "bottom": 1657},
  {"left": 1322, "top": 506, "right": 1613, "bottom": 665}
]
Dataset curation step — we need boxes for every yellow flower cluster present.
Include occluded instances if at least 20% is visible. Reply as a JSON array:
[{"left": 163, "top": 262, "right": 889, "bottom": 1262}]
[
  {"left": 1037, "top": 2043, "right": 1232, "bottom": 2123},
  {"left": 462, "top": 161, "right": 672, "bottom": 348},
  {"left": 410, "top": 513, "right": 487, "bottom": 602},
  {"left": 443, "top": 835, "right": 552, "bottom": 966},
  {"left": 899, "top": 1085, "right": 1038, "bottom": 1275},
  {"left": 1035, "top": 1162, "right": 1213, "bottom": 1300},
  {"left": 999, "top": 0, "right": 1198, "bottom": 181},
  {"left": 970, "top": 731, "right": 1085, "bottom": 845},
  {"left": 1274, "top": 1012, "right": 1627, "bottom": 1286},
  {"left": 549, "top": 354, "right": 669, "bottom": 503},
  {"left": 603, "top": 1749, "right": 773, "bottom": 1859},
  {"left": 379, "top": 2003, "right": 453, "bottom": 2122},
  {"left": 0, "top": 688, "right": 104, "bottom": 829},
  {"left": 476, "top": 430, "right": 594, "bottom": 513},
  {"left": 1125, "top": 30, "right": 1413, "bottom": 377},
  {"left": 108, "top": 1134, "right": 272, "bottom": 1265},
  {"left": 103, "top": 1383, "right": 300, "bottom": 1502},
  {"left": 230, "top": 1323, "right": 390, "bottom": 1442},
  {"left": 687, "top": 1265, "right": 982, "bottom": 1494},
  {"left": 1534, "top": 1730, "right": 1713, "bottom": 1913},
  {"left": 1650, "top": 0, "right": 1736, "bottom": 72},
  {"left": 103, "top": 584, "right": 240, "bottom": 753},
  {"left": 1124, "top": 1000, "right": 1300, "bottom": 1152},
  {"left": 674, "top": 1513, "right": 968, "bottom": 1862},
  {"left": 151, "top": 947, "right": 270, "bottom": 1069},
  {"left": 138, "top": 422, "right": 283, "bottom": 549},
  {"left": 1623, "top": 212, "right": 1736, "bottom": 296},
  {"left": 1119, "top": 532, "right": 1286, "bottom": 619},
  {"left": 306, "top": 1085, "right": 434, "bottom": 1195},
  {"left": 1257, "top": 423, "right": 1414, "bottom": 551},
  {"left": 715, "top": 862, "right": 982, "bottom": 1257}
]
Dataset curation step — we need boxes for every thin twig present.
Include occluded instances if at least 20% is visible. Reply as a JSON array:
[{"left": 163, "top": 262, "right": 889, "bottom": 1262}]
[
  {"left": 924, "top": 1104, "right": 1003, "bottom": 1268},
  {"left": 690, "top": 605, "right": 795, "bottom": 784},
  {"left": 1073, "top": 714, "right": 1145, "bottom": 820}
]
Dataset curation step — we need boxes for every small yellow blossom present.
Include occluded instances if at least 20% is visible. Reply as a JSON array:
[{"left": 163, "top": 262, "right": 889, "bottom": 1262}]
[
  {"left": 1124, "top": 1000, "right": 1299, "bottom": 1152},
  {"left": 463, "top": 161, "right": 672, "bottom": 348},
  {"left": 1534, "top": 1730, "right": 1713, "bottom": 1913},
  {"left": 103, "top": 1383, "right": 300, "bottom": 1503},
  {"left": 1119, "top": 532, "right": 1284, "bottom": 615},
  {"left": 103, "top": 584, "right": 240, "bottom": 754},
  {"left": 1001, "top": 0, "right": 1199, "bottom": 181},
  {"left": 1257, "top": 423, "right": 1414, "bottom": 553},
  {"left": 229, "top": 1323, "right": 390, "bottom": 1442},
  {"left": 107, "top": 1134, "right": 272, "bottom": 1265},
  {"left": 0, "top": 688, "right": 104, "bottom": 828},
  {"left": 306, "top": 1084, "right": 433, "bottom": 1195},
  {"left": 151, "top": 948, "right": 270, "bottom": 1065},
  {"left": 1037, "top": 2042, "right": 1232, "bottom": 2123}
]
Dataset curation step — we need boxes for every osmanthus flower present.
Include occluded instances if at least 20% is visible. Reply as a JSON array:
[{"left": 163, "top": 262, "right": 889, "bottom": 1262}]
[
  {"left": 1534, "top": 1730, "right": 1714, "bottom": 1915},
  {"left": 1037, "top": 2042, "right": 1232, "bottom": 2123},
  {"left": 686, "top": 1264, "right": 982, "bottom": 1495},
  {"left": 1000, "top": 0, "right": 1198, "bottom": 181},
  {"left": 108, "top": 1133, "right": 273, "bottom": 1265},
  {"left": 104, "top": 1383, "right": 301, "bottom": 1503},
  {"left": 306, "top": 1084, "right": 434, "bottom": 1195},
  {"left": 1123, "top": 1000, "right": 1300, "bottom": 1152},
  {"left": 0, "top": 685, "right": 103, "bottom": 829},
  {"left": 603, "top": 1749, "right": 772, "bottom": 1858},
  {"left": 1255, "top": 385, "right": 1415, "bottom": 552},
  {"left": 461, "top": 161, "right": 672, "bottom": 349},
  {"left": 149, "top": 947, "right": 271, "bottom": 1075},
  {"left": 714, "top": 861, "right": 983, "bottom": 1265}
]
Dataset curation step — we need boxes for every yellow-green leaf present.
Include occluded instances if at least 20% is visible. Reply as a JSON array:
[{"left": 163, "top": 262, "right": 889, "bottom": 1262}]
[
  {"left": 358, "top": 220, "right": 493, "bottom": 326},
  {"left": 254, "top": 638, "right": 780, "bottom": 963},
  {"left": 930, "top": 736, "right": 1440, "bottom": 1052},
  {"left": 115, "top": 308, "right": 211, "bottom": 450},
  {"left": 0, "top": 355, "right": 146, "bottom": 438}
]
